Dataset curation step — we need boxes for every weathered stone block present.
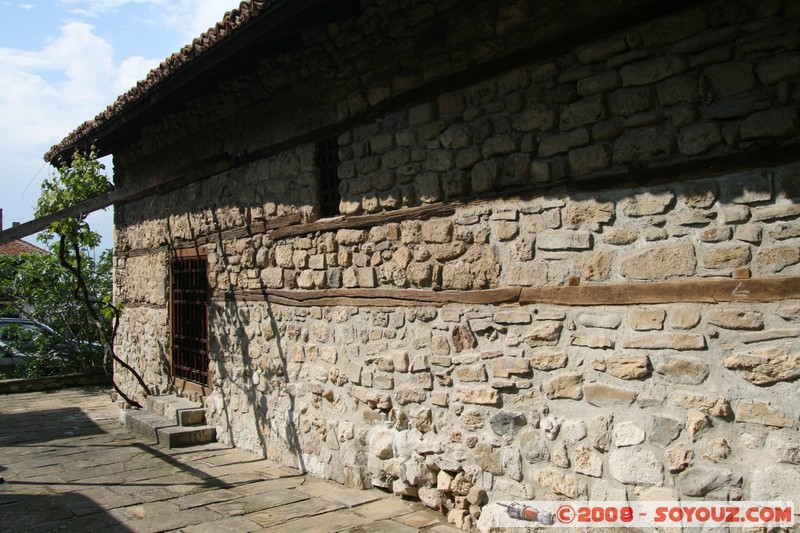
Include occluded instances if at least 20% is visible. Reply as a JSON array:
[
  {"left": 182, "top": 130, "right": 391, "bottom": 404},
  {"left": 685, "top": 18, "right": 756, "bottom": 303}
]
[
  {"left": 656, "top": 356, "right": 709, "bottom": 384},
  {"left": 471, "top": 159, "right": 498, "bottom": 193},
  {"left": 648, "top": 416, "right": 684, "bottom": 448},
  {"left": 584, "top": 382, "right": 637, "bottom": 406},
  {"left": 620, "top": 241, "right": 696, "bottom": 280},
  {"left": 395, "top": 383, "right": 427, "bottom": 405},
  {"left": 605, "top": 355, "right": 651, "bottom": 379},
  {"left": 543, "top": 372, "right": 583, "bottom": 400},
  {"left": 260, "top": 267, "right": 284, "bottom": 288},
  {"left": 532, "top": 469, "right": 588, "bottom": 498},
  {"left": 623, "top": 191, "right": 675, "bottom": 216},
  {"left": 613, "top": 421, "right": 646, "bottom": 447},
  {"left": 677, "top": 466, "right": 740, "bottom": 497},
  {"left": 670, "top": 392, "right": 731, "bottom": 418},
  {"left": 578, "top": 313, "right": 622, "bottom": 329},
  {"left": 663, "top": 446, "right": 692, "bottom": 473},
  {"left": 609, "top": 448, "right": 664, "bottom": 486},
  {"left": 751, "top": 465, "right": 800, "bottom": 508},
  {"left": 456, "top": 365, "right": 487, "bottom": 383},
  {"left": 577, "top": 71, "right": 621, "bottom": 96},
  {"left": 603, "top": 227, "right": 637, "bottom": 245},
  {"left": 611, "top": 87, "right": 653, "bottom": 117},
  {"left": 353, "top": 387, "right": 392, "bottom": 410},
  {"left": 451, "top": 324, "right": 477, "bottom": 352},
  {"left": 630, "top": 309, "right": 666, "bottom": 331},
  {"left": 588, "top": 414, "right": 613, "bottom": 451},
  {"left": 678, "top": 123, "right": 722, "bottom": 155},
  {"left": 701, "top": 244, "right": 752, "bottom": 270},
  {"left": 620, "top": 57, "right": 688, "bottom": 86},
  {"left": 571, "top": 334, "right": 614, "bottom": 349},
  {"left": 725, "top": 170, "right": 773, "bottom": 205},
  {"left": 559, "top": 95, "right": 607, "bottom": 130},
  {"left": 538, "top": 128, "right": 589, "bottom": 157},
  {"left": 527, "top": 349, "right": 568, "bottom": 370},
  {"left": 453, "top": 387, "right": 500, "bottom": 406},
  {"left": 482, "top": 135, "right": 519, "bottom": 159},
  {"left": 512, "top": 103, "right": 557, "bottom": 132},
  {"left": 686, "top": 410, "right": 711, "bottom": 442},
  {"left": 493, "top": 311, "right": 531, "bottom": 324},
  {"left": 656, "top": 73, "right": 700, "bottom": 106},
  {"left": 723, "top": 349, "right": 800, "bottom": 385},
  {"left": 520, "top": 321, "right": 563, "bottom": 347},
  {"left": 369, "top": 427, "right": 395, "bottom": 459},
  {"left": 568, "top": 144, "right": 611, "bottom": 175},
  {"left": 492, "top": 357, "right": 531, "bottom": 378},
  {"left": 563, "top": 199, "right": 615, "bottom": 230},
  {"left": 623, "top": 332, "right": 706, "bottom": 350},
  {"left": 573, "top": 445, "right": 603, "bottom": 477},
  {"left": 708, "top": 310, "right": 763, "bottom": 330},
  {"left": 613, "top": 128, "right": 675, "bottom": 163},
  {"left": 409, "top": 101, "right": 437, "bottom": 126},
  {"left": 757, "top": 54, "right": 800, "bottom": 85},
  {"left": 740, "top": 107, "right": 799, "bottom": 140},
  {"left": 489, "top": 411, "right": 526, "bottom": 436},
  {"left": 754, "top": 246, "right": 800, "bottom": 273},
  {"left": 752, "top": 203, "right": 800, "bottom": 222},
  {"left": 537, "top": 230, "right": 592, "bottom": 250},
  {"left": 736, "top": 400, "right": 794, "bottom": 428},
  {"left": 704, "top": 61, "right": 755, "bottom": 96}
]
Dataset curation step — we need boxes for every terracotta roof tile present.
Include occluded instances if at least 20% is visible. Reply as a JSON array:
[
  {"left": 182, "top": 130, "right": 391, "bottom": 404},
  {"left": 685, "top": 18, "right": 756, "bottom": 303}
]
[
  {"left": 0, "top": 239, "right": 50, "bottom": 257},
  {"left": 45, "top": 0, "right": 272, "bottom": 163}
]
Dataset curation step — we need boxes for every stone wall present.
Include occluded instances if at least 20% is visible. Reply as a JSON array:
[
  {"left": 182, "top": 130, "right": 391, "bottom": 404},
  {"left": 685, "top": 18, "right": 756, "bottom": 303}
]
[{"left": 111, "top": 0, "right": 800, "bottom": 529}]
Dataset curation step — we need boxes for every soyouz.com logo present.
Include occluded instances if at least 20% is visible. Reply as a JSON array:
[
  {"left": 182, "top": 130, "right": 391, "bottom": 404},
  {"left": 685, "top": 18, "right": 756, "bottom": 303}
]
[{"left": 492, "top": 501, "right": 795, "bottom": 528}]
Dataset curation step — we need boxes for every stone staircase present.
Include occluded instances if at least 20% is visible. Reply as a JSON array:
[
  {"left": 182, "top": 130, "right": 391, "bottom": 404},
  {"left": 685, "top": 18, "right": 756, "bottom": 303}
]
[{"left": 122, "top": 395, "right": 216, "bottom": 448}]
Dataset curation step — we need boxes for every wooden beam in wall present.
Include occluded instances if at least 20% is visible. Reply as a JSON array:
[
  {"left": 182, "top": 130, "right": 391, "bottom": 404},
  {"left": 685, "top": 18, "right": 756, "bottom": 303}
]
[
  {"left": 268, "top": 203, "right": 460, "bottom": 239},
  {"left": 211, "top": 276, "right": 800, "bottom": 307},
  {"left": 519, "top": 277, "right": 800, "bottom": 306}
]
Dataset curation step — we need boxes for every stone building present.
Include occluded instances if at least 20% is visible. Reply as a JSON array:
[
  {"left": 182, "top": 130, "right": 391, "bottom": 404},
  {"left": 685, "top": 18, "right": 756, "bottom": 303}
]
[{"left": 45, "top": 0, "right": 800, "bottom": 528}]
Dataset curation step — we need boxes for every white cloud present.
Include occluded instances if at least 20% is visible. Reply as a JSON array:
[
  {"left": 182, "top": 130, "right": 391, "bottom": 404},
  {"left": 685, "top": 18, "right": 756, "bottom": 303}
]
[
  {"left": 114, "top": 55, "right": 161, "bottom": 93},
  {"left": 0, "top": 21, "right": 116, "bottom": 149},
  {"left": 0, "top": 0, "right": 242, "bottom": 247},
  {"left": 58, "top": 0, "right": 241, "bottom": 37},
  {"left": 19, "top": 3, "right": 34, "bottom": 10},
  {"left": 0, "top": 21, "right": 120, "bottom": 243},
  {"left": 58, "top": 0, "right": 161, "bottom": 18}
]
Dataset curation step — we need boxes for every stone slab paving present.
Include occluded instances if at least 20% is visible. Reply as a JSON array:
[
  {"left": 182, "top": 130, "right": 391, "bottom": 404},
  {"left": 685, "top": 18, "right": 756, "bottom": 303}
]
[{"left": 0, "top": 387, "right": 461, "bottom": 533}]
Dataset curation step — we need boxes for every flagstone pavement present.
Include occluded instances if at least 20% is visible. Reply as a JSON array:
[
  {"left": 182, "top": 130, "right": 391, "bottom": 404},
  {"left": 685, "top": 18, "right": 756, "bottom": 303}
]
[{"left": 0, "top": 386, "right": 462, "bottom": 533}]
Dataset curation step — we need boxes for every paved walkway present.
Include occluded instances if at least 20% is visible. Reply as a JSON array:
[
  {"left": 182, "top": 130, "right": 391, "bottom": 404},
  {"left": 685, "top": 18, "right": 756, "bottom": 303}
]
[{"left": 0, "top": 387, "right": 461, "bottom": 533}]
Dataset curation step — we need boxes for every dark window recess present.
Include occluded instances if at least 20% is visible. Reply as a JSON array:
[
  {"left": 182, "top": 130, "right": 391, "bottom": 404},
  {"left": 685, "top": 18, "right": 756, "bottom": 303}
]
[
  {"left": 317, "top": 136, "right": 341, "bottom": 218},
  {"left": 171, "top": 256, "right": 209, "bottom": 386}
]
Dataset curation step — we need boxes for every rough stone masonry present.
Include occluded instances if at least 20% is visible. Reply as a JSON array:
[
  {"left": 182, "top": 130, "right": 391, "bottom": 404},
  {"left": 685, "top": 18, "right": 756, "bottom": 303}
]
[{"left": 109, "top": 0, "right": 800, "bottom": 530}]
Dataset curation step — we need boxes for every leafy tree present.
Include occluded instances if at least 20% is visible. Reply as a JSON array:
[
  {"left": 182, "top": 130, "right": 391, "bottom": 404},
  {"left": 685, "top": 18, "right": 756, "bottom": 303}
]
[
  {"left": 0, "top": 252, "right": 103, "bottom": 377},
  {"left": 35, "top": 149, "right": 149, "bottom": 407}
]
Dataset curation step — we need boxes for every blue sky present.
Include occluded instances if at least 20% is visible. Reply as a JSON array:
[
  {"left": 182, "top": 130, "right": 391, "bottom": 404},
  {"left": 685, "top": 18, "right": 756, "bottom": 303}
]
[{"left": 0, "top": 0, "right": 242, "bottom": 250}]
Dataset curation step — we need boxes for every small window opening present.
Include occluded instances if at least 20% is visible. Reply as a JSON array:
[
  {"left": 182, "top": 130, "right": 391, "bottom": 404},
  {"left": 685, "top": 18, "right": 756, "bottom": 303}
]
[{"left": 317, "top": 136, "right": 341, "bottom": 218}]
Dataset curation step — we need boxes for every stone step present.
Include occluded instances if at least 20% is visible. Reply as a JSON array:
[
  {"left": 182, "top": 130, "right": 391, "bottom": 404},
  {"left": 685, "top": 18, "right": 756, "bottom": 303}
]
[
  {"left": 146, "top": 394, "right": 208, "bottom": 426},
  {"left": 122, "top": 394, "right": 216, "bottom": 449},
  {"left": 123, "top": 409, "right": 217, "bottom": 449},
  {"left": 157, "top": 424, "right": 217, "bottom": 448}
]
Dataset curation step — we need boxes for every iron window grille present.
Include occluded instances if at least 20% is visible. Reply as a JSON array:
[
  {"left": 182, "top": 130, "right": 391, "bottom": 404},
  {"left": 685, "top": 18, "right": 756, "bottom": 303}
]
[
  {"left": 317, "top": 136, "right": 341, "bottom": 218},
  {"left": 171, "top": 255, "right": 209, "bottom": 386}
]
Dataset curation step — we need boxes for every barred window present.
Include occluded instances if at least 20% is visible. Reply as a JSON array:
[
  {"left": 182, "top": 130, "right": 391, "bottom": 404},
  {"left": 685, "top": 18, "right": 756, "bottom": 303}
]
[{"left": 317, "top": 136, "right": 341, "bottom": 218}]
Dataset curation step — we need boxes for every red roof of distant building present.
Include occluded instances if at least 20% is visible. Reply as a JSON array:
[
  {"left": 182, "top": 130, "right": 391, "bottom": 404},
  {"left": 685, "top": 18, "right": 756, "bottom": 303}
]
[{"left": 0, "top": 239, "right": 49, "bottom": 257}]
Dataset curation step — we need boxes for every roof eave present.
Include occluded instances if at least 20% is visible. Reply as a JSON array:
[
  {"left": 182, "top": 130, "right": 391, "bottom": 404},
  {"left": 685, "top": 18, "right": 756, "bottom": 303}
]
[{"left": 45, "top": 0, "right": 330, "bottom": 165}]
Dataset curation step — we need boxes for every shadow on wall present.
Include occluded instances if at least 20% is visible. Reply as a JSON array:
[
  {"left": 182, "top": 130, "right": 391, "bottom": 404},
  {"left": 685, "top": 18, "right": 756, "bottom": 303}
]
[{"left": 207, "top": 207, "right": 306, "bottom": 473}]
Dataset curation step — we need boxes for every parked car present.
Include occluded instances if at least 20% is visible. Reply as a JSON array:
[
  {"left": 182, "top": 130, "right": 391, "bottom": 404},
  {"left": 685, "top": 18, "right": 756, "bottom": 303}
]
[{"left": 0, "top": 318, "right": 63, "bottom": 373}]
